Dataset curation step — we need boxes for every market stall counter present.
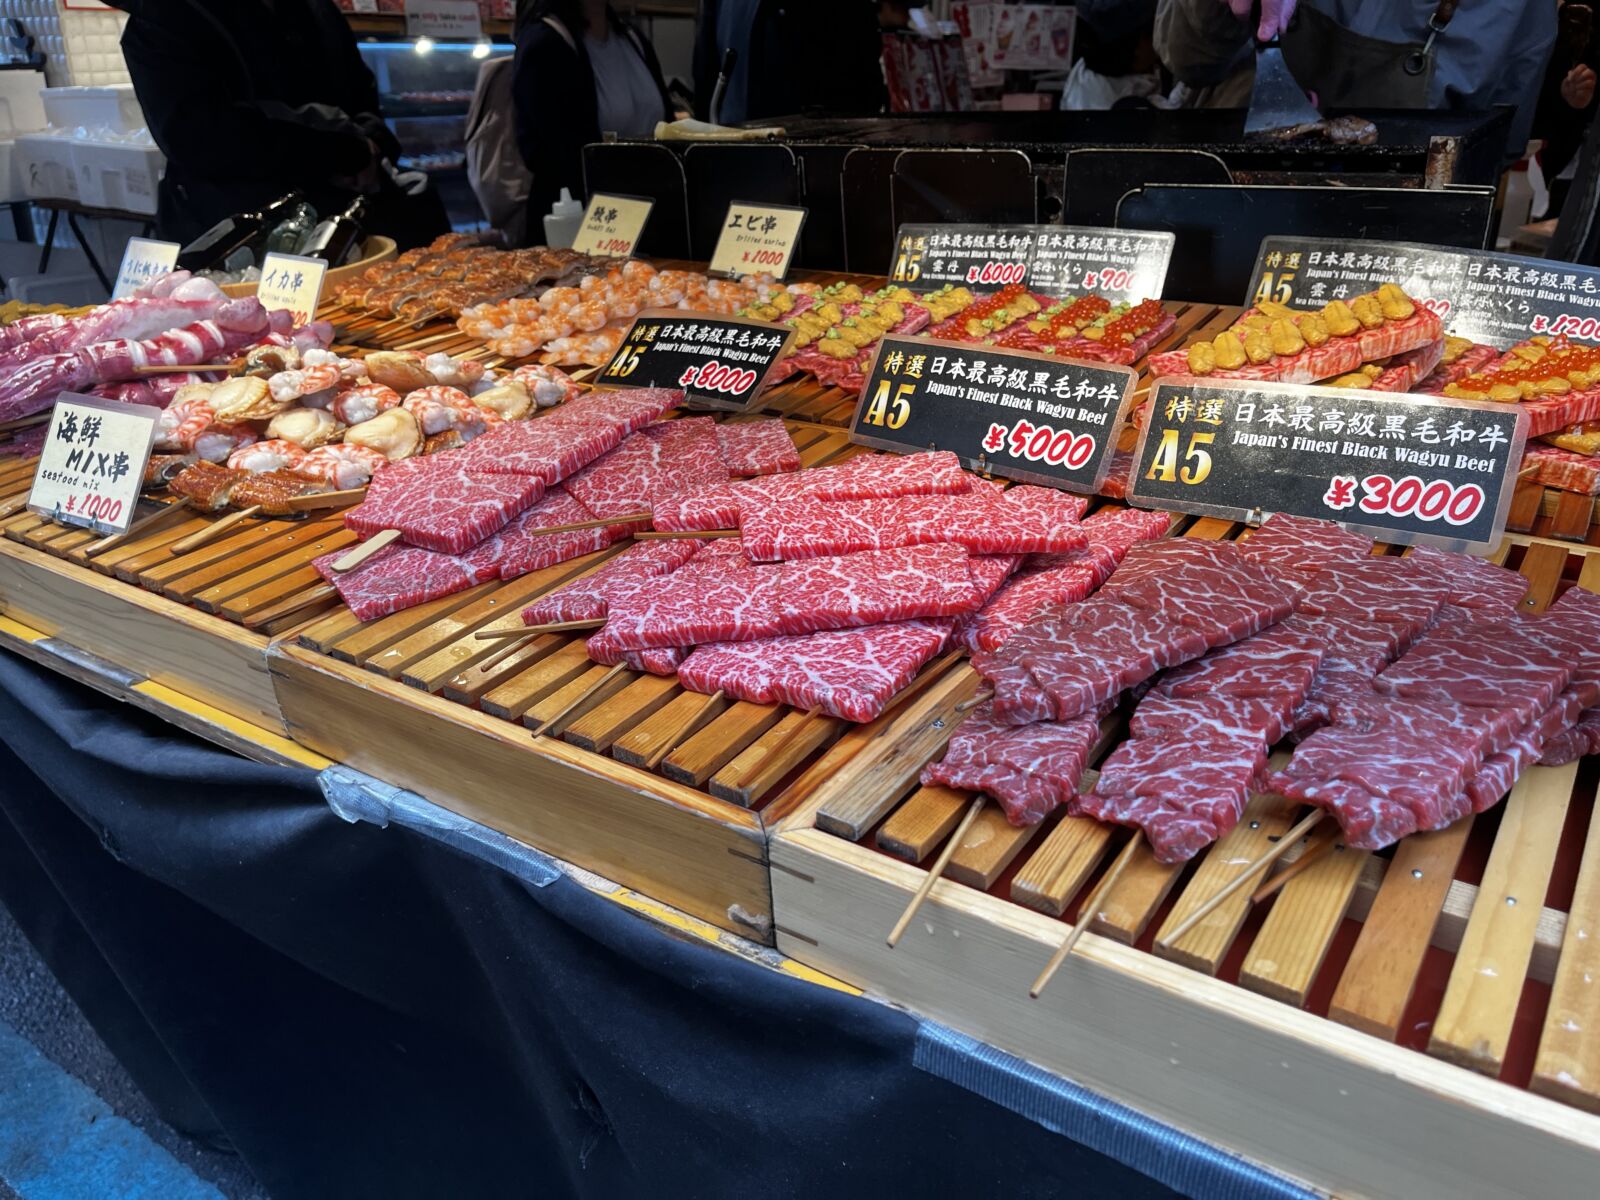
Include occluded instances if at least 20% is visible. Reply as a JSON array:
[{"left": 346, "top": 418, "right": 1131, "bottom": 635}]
[{"left": 0, "top": 649, "right": 1305, "bottom": 1200}]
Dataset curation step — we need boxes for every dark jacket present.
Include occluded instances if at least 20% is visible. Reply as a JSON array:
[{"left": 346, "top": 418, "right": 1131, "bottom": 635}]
[
  {"left": 513, "top": 7, "right": 673, "bottom": 227},
  {"left": 692, "top": 0, "right": 884, "bottom": 125},
  {"left": 106, "top": 0, "right": 401, "bottom": 243}
]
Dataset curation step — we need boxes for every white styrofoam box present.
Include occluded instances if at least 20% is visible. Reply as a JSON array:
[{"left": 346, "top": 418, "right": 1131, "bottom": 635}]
[
  {"left": 42, "top": 84, "right": 141, "bottom": 134},
  {"left": 0, "top": 69, "right": 47, "bottom": 135},
  {"left": 71, "top": 138, "right": 162, "bottom": 214},
  {"left": 14, "top": 130, "right": 76, "bottom": 200},
  {"left": 8, "top": 270, "right": 106, "bottom": 307},
  {"left": 0, "top": 138, "right": 23, "bottom": 203}
]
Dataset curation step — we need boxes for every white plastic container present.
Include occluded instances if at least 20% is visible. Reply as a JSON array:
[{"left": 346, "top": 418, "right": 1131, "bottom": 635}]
[
  {"left": 542, "top": 187, "right": 583, "bottom": 249},
  {"left": 0, "top": 69, "right": 48, "bottom": 137},
  {"left": 0, "top": 139, "right": 23, "bottom": 204},
  {"left": 15, "top": 131, "right": 78, "bottom": 202},
  {"left": 41, "top": 85, "right": 143, "bottom": 136},
  {"left": 71, "top": 139, "right": 164, "bottom": 214}
]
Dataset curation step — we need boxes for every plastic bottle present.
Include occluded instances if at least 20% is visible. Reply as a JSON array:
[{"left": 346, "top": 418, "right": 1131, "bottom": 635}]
[{"left": 542, "top": 187, "right": 584, "bottom": 249}]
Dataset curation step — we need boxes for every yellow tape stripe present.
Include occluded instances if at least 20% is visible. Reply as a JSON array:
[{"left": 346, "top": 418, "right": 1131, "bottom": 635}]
[
  {"left": 602, "top": 886, "right": 860, "bottom": 995},
  {"left": 129, "top": 681, "right": 332, "bottom": 769}
]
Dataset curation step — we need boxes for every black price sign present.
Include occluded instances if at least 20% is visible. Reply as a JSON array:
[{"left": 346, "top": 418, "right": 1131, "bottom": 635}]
[
  {"left": 1129, "top": 379, "right": 1529, "bottom": 552},
  {"left": 848, "top": 335, "right": 1135, "bottom": 493},
  {"left": 1245, "top": 236, "right": 1600, "bottom": 350},
  {"left": 890, "top": 224, "right": 1174, "bottom": 303},
  {"left": 599, "top": 308, "right": 795, "bottom": 413}
]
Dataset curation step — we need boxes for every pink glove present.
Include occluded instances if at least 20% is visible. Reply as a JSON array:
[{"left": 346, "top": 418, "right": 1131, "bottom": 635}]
[{"left": 1226, "top": 0, "right": 1297, "bottom": 41}]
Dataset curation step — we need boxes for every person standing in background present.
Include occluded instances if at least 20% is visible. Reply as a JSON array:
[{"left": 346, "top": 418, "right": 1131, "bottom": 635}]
[
  {"left": 513, "top": 0, "right": 674, "bottom": 233},
  {"left": 692, "top": 0, "right": 885, "bottom": 125},
  {"left": 1534, "top": 1, "right": 1598, "bottom": 214},
  {"left": 1154, "top": 0, "right": 1557, "bottom": 160},
  {"left": 104, "top": 0, "right": 447, "bottom": 249}
]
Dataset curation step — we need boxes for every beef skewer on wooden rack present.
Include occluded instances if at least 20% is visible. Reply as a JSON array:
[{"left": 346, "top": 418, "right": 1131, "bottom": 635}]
[
  {"left": 765, "top": 510, "right": 1600, "bottom": 1199},
  {"left": 7, "top": 267, "right": 1600, "bottom": 1193}
]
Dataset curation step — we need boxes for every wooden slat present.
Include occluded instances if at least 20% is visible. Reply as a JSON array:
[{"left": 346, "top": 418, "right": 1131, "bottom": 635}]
[
  {"left": 217, "top": 568, "right": 326, "bottom": 620},
  {"left": 1550, "top": 490, "right": 1595, "bottom": 542},
  {"left": 84, "top": 515, "right": 211, "bottom": 576},
  {"left": 296, "top": 608, "right": 366, "bottom": 654},
  {"left": 1091, "top": 840, "right": 1184, "bottom": 943},
  {"left": 562, "top": 674, "right": 679, "bottom": 753},
  {"left": 184, "top": 529, "right": 352, "bottom": 609},
  {"left": 328, "top": 583, "right": 498, "bottom": 665},
  {"left": 1518, "top": 541, "right": 1570, "bottom": 613},
  {"left": 1577, "top": 551, "right": 1600, "bottom": 595},
  {"left": 612, "top": 689, "right": 731, "bottom": 767},
  {"left": 1429, "top": 764, "right": 1578, "bottom": 1076},
  {"left": 1532, "top": 775, "right": 1600, "bottom": 1113},
  {"left": 479, "top": 640, "right": 594, "bottom": 720},
  {"left": 945, "top": 804, "right": 1043, "bottom": 890},
  {"left": 877, "top": 786, "right": 968, "bottom": 863},
  {"left": 397, "top": 557, "right": 612, "bottom": 690},
  {"left": 662, "top": 700, "right": 784, "bottom": 787},
  {"left": 811, "top": 667, "right": 983, "bottom": 839},
  {"left": 169, "top": 521, "right": 351, "bottom": 606},
  {"left": 374, "top": 577, "right": 556, "bottom": 682},
  {"left": 1011, "top": 815, "right": 1115, "bottom": 916},
  {"left": 1329, "top": 818, "right": 1475, "bottom": 1040},
  {"left": 1239, "top": 842, "right": 1370, "bottom": 1007},
  {"left": 524, "top": 663, "right": 635, "bottom": 730},
  {"left": 439, "top": 634, "right": 566, "bottom": 706},
  {"left": 1507, "top": 478, "right": 1545, "bottom": 533},
  {"left": 707, "top": 709, "right": 843, "bottom": 808},
  {"left": 1153, "top": 793, "right": 1297, "bottom": 973}
]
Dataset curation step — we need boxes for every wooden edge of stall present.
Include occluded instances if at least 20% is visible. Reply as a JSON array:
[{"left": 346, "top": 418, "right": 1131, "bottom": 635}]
[
  {"left": 0, "top": 612, "right": 327, "bottom": 770},
  {"left": 267, "top": 643, "right": 775, "bottom": 942},
  {"left": 0, "top": 536, "right": 283, "bottom": 734},
  {"left": 770, "top": 827, "right": 1600, "bottom": 1200}
]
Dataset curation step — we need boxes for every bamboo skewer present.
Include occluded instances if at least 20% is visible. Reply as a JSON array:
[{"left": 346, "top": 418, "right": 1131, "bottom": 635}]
[
  {"left": 534, "top": 662, "right": 627, "bottom": 738},
  {"left": 476, "top": 629, "right": 545, "bottom": 673},
  {"left": 0, "top": 411, "right": 52, "bottom": 436},
  {"left": 134, "top": 363, "right": 235, "bottom": 376},
  {"left": 1250, "top": 832, "right": 1337, "bottom": 904},
  {"left": 517, "top": 511, "right": 650, "bottom": 538},
  {"left": 633, "top": 529, "right": 739, "bottom": 540},
  {"left": 955, "top": 690, "right": 994, "bottom": 713},
  {"left": 243, "top": 584, "right": 338, "bottom": 630},
  {"left": 1158, "top": 808, "right": 1327, "bottom": 949},
  {"left": 476, "top": 618, "right": 602, "bottom": 640},
  {"left": 1030, "top": 831, "right": 1144, "bottom": 999},
  {"left": 284, "top": 486, "right": 367, "bottom": 513},
  {"left": 645, "top": 689, "right": 725, "bottom": 769},
  {"left": 168, "top": 505, "right": 262, "bottom": 554},
  {"left": 332, "top": 528, "right": 401, "bottom": 572},
  {"left": 887, "top": 795, "right": 986, "bottom": 948},
  {"left": 84, "top": 499, "right": 191, "bottom": 556}
]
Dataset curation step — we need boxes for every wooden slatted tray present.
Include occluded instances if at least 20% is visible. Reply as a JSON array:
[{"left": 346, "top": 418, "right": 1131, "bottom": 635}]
[
  {"left": 766, "top": 520, "right": 1600, "bottom": 1197},
  {"left": 265, "top": 413, "right": 879, "bottom": 942},
  {"left": 0, "top": 457, "right": 288, "bottom": 731},
  {"left": 254, "top": 303, "right": 1214, "bottom": 947}
]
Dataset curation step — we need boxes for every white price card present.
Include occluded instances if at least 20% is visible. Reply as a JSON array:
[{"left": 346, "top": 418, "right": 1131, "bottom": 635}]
[
  {"left": 257, "top": 252, "right": 328, "bottom": 327},
  {"left": 112, "top": 237, "right": 180, "bottom": 301},
  {"left": 27, "top": 393, "right": 159, "bottom": 536},
  {"left": 350, "top": 0, "right": 378, "bottom": 11},
  {"left": 404, "top": 0, "right": 483, "bottom": 38},
  {"left": 708, "top": 202, "right": 807, "bottom": 280},
  {"left": 572, "top": 193, "right": 655, "bottom": 258}
]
